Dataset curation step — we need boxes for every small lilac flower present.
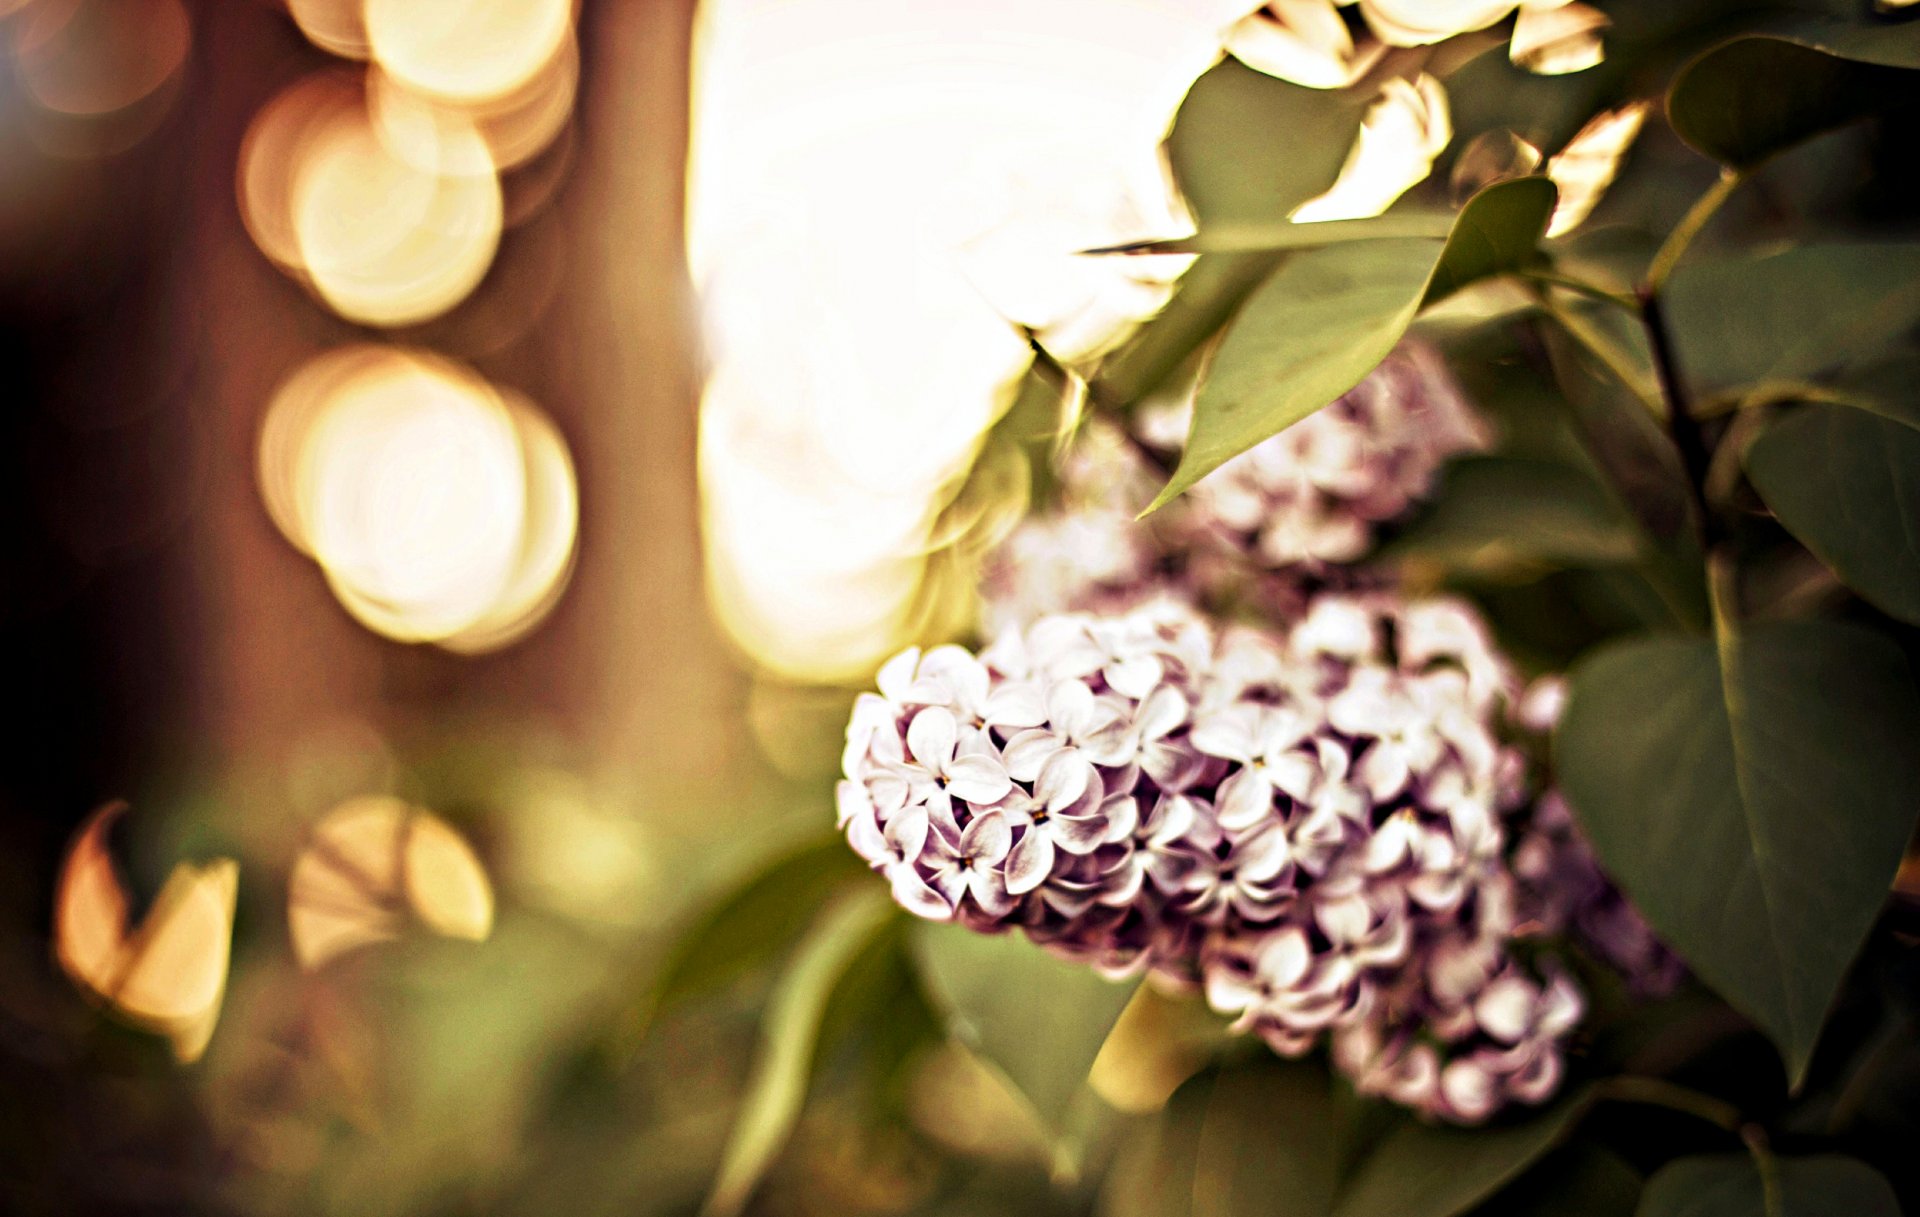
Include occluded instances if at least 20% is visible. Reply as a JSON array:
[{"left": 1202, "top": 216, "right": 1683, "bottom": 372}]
[
  {"left": 920, "top": 810, "right": 1018, "bottom": 920},
  {"left": 898, "top": 705, "right": 1013, "bottom": 821},
  {"left": 1003, "top": 750, "right": 1111, "bottom": 895}
]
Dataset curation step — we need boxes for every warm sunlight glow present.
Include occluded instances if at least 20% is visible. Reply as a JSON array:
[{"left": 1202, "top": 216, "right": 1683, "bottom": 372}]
[
  {"left": 1291, "top": 73, "right": 1451, "bottom": 223},
  {"left": 364, "top": 0, "right": 573, "bottom": 106},
  {"left": 286, "top": 0, "right": 369, "bottom": 60},
  {"left": 1545, "top": 101, "right": 1647, "bottom": 237},
  {"left": 689, "top": 0, "right": 1245, "bottom": 679},
  {"left": 53, "top": 804, "right": 238, "bottom": 1063},
  {"left": 288, "top": 796, "right": 494, "bottom": 971},
  {"left": 259, "top": 346, "right": 579, "bottom": 651}
]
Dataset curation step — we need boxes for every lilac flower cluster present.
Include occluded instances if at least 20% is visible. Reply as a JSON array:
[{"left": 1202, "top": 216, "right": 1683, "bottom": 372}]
[
  {"left": 979, "top": 342, "right": 1486, "bottom": 633},
  {"left": 839, "top": 592, "right": 1594, "bottom": 1123}
]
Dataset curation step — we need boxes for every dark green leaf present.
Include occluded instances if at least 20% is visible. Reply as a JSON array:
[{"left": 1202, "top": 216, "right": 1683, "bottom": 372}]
[
  {"left": 1472, "top": 1143, "right": 1641, "bottom": 1217},
  {"left": 622, "top": 835, "right": 866, "bottom": 1047},
  {"left": 911, "top": 923, "right": 1139, "bottom": 1138},
  {"left": 1667, "top": 34, "right": 1914, "bottom": 169},
  {"left": 704, "top": 888, "right": 896, "bottom": 1217},
  {"left": 1148, "top": 179, "right": 1561, "bottom": 511},
  {"left": 1556, "top": 625, "right": 1920, "bottom": 1084},
  {"left": 1380, "top": 457, "right": 1641, "bottom": 574},
  {"left": 1665, "top": 245, "right": 1920, "bottom": 400},
  {"left": 1167, "top": 57, "right": 1371, "bottom": 229},
  {"left": 1746, "top": 403, "right": 1920, "bottom": 624},
  {"left": 1422, "top": 177, "right": 1557, "bottom": 307},
  {"left": 1331, "top": 1089, "right": 1591, "bottom": 1217},
  {"left": 1102, "top": 1059, "right": 1341, "bottom": 1217},
  {"left": 1639, "top": 1153, "right": 1900, "bottom": 1217}
]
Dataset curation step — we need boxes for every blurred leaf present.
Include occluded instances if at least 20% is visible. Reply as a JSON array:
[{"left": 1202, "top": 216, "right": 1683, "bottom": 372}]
[
  {"left": 1667, "top": 34, "right": 1916, "bottom": 169},
  {"left": 1167, "top": 57, "right": 1372, "bottom": 229},
  {"left": 1745, "top": 403, "right": 1920, "bottom": 624},
  {"left": 813, "top": 917, "right": 943, "bottom": 1112},
  {"left": 1331, "top": 1088, "right": 1591, "bottom": 1217},
  {"left": 1556, "top": 625, "right": 1920, "bottom": 1085},
  {"left": 630, "top": 836, "right": 866, "bottom": 1042},
  {"left": 703, "top": 887, "right": 895, "bottom": 1217},
  {"left": 1381, "top": 457, "right": 1641, "bottom": 573},
  {"left": 1472, "top": 1143, "right": 1642, "bottom": 1217},
  {"left": 1665, "top": 245, "right": 1920, "bottom": 400},
  {"left": 1149, "top": 179, "right": 1560, "bottom": 511},
  {"left": 911, "top": 922, "right": 1138, "bottom": 1139},
  {"left": 1103, "top": 1058, "right": 1341, "bottom": 1217},
  {"left": 1740, "top": 16, "right": 1920, "bottom": 70},
  {"left": 1539, "top": 312, "right": 1694, "bottom": 541},
  {"left": 1638, "top": 1153, "right": 1900, "bottom": 1217},
  {"left": 1422, "top": 177, "right": 1557, "bottom": 307}
]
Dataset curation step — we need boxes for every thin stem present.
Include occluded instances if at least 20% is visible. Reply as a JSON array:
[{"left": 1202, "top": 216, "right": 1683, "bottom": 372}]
[
  {"left": 1638, "top": 287, "right": 1722, "bottom": 549},
  {"left": 1524, "top": 270, "right": 1639, "bottom": 312},
  {"left": 1535, "top": 291, "right": 1663, "bottom": 418},
  {"left": 1645, "top": 169, "right": 1745, "bottom": 295},
  {"left": 1743, "top": 1124, "right": 1784, "bottom": 1217},
  {"left": 1592, "top": 1075, "right": 1745, "bottom": 1131}
]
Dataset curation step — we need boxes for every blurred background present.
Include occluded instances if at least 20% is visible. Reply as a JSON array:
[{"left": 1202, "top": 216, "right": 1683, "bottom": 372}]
[{"left": 0, "top": 1, "right": 1254, "bottom": 1213}]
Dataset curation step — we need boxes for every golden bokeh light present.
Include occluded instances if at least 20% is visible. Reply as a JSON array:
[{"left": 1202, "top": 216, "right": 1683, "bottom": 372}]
[
  {"left": 259, "top": 346, "right": 579, "bottom": 651},
  {"left": 285, "top": 0, "right": 369, "bottom": 60},
  {"left": 371, "top": 36, "right": 579, "bottom": 175},
  {"left": 1227, "top": 0, "right": 1387, "bottom": 90},
  {"left": 364, "top": 0, "right": 573, "bottom": 106},
  {"left": 290, "top": 100, "right": 503, "bottom": 327},
  {"left": 53, "top": 804, "right": 239, "bottom": 1063},
  {"left": 1546, "top": 101, "right": 1648, "bottom": 238},
  {"left": 10, "top": 0, "right": 190, "bottom": 117},
  {"left": 238, "top": 70, "right": 366, "bottom": 273},
  {"left": 288, "top": 795, "right": 494, "bottom": 971}
]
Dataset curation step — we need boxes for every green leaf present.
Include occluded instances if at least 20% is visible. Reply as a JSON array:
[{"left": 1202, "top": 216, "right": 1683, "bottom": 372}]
[
  {"left": 1381, "top": 457, "right": 1642, "bottom": 575},
  {"left": 1472, "top": 1143, "right": 1641, "bottom": 1217},
  {"left": 703, "top": 889, "right": 896, "bottom": 1217},
  {"left": 1093, "top": 213, "right": 1456, "bottom": 256},
  {"left": 1667, "top": 34, "right": 1915, "bottom": 169},
  {"left": 1093, "top": 251, "right": 1284, "bottom": 407},
  {"left": 1331, "top": 1089, "right": 1591, "bottom": 1217},
  {"left": 911, "top": 922, "right": 1138, "bottom": 1138},
  {"left": 638, "top": 836, "right": 865, "bottom": 1012},
  {"left": 1103, "top": 1059, "right": 1341, "bottom": 1217},
  {"left": 1166, "top": 57, "right": 1372, "bottom": 229},
  {"left": 1422, "top": 177, "right": 1557, "bottom": 307},
  {"left": 1665, "top": 245, "right": 1920, "bottom": 401},
  {"left": 1639, "top": 1154, "right": 1900, "bottom": 1217},
  {"left": 1147, "top": 179, "right": 1560, "bottom": 512},
  {"left": 1556, "top": 625, "right": 1920, "bottom": 1084},
  {"left": 1746, "top": 403, "right": 1920, "bottom": 625}
]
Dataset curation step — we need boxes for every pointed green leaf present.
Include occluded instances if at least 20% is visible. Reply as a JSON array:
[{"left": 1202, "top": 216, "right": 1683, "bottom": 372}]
[
  {"left": 1668, "top": 34, "right": 1916, "bottom": 169},
  {"left": 911, "top": 923, "right": 1138, "bottom": 1138},
  {"left": 1422, "top": 176, "right": 1557, "bottom": 307},
  {"left": 703, "top": 888, "right": 896, "bottom": 1217},
  {"left": 1556, "top": 625, "right": 1920, "bottom": 1084},
  {"left": 1331, "top": 1089, "right": 1591, "bottom": 1217},
  {"left": 1640, "top": 1154, "right": 1900, "bottom": 1217},
  {"left": 1746, "top": 403, "right": 1920, "bottom": 625},
  {"left": 1148, "top": 179, "right": 1560, "bottom": 512}
]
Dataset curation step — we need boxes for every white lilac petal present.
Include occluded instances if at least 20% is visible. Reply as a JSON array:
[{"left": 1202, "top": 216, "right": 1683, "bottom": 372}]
[
  {"left": 1106, "top": 652, "right": 1165, "bottom": 700},
  {"left": 891, "top": 864, "right": 955, "bottom": 920},
  {"left": 961, "top": 809, "right": 1013, "bottom": 862},
  {"left": 1473, "top": 974, "right": 1538, "bottom": 1044},
  {"left": 946, "top": 752, "right": 1013, "bottom": 804},
  {"left": 1438, "top": 1058, "right": 1500, "bottom": 1123},
  {"left": 1036, "top": 749, "right": 1098, "bottom": 813},
  {"left": 1215, "top": 767, "right": 1276, "bottom": 832},
  {"left": 875, "top": 647, "right": 922, "bottom": 704},
  {"left": 886, "top": 805, "right": 931, "bottom": 863},
  {"left": 906, "top": 705, "right": 959, "bottom": 772},
  {"left": 1005, "top": 830, "right": 1056, "bottom": 895},
  {"left": 1001, "top": 727, "right": 1065, "bottom": 783}
]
